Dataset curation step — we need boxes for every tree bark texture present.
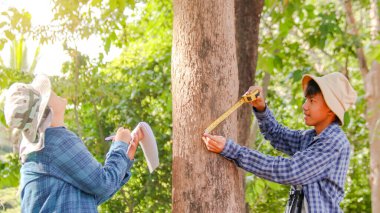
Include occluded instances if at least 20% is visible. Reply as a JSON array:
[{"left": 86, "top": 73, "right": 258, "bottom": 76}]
[{"left": 172, "top": 0, "right": 244, "bottom": 212}]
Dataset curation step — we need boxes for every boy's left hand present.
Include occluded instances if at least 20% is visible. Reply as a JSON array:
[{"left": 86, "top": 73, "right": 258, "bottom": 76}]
[{"left": 202, "top": 133, "right": 227, "bottom": 153}]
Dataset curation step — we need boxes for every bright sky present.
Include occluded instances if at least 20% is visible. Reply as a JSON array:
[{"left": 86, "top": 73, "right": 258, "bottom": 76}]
[{"left": 0, "top": 0, "right": 121, "bottom": 76}]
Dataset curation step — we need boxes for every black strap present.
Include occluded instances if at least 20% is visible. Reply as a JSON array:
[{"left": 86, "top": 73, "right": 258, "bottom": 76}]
[{"left": 288, "top": 187, "right": 304, "bottom": 213}]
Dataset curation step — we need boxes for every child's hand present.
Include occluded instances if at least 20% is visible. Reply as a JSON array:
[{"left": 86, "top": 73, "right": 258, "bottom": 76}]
[
  {"left": 131, "top": 126, "right": 144, "bottom": 146},
  {"left": 127, "top": 126, "right": 145, "bottom": 160},
  {"left": 202, "top": 133, "right": 227, "bottom": 153},
  {"left": 114, "top": 127, "right": 132, "bottom": 144},
  {"left": 245, "top": 86, "right": 266, "bottom": 112}
]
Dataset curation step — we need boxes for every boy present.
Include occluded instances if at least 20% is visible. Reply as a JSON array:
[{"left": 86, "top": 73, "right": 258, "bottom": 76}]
[
  {"left": 202, "top": 72, "right": 357, "bottom": 212},
  {"left": 4, "top": 75, "right": 146, "bottom": 212}
]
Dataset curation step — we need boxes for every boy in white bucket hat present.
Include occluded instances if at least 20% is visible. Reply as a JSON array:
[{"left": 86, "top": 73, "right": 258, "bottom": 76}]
[
  {"left": 202, "top": 72, "right": 357, "bottom": 213},
  {"left": 3, "top": 74, "right": 150, "bottom": 212}
]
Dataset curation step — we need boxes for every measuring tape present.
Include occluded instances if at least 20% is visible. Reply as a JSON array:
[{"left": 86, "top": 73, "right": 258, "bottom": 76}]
[{"left": 204, "top": 90, "right": 260, "bottom": 133}]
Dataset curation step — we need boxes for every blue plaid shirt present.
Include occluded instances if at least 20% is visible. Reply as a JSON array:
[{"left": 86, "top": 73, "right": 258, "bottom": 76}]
[
  {"left": 20, "top": 127, "right": 134, "bottom": 212},
  {"left": 220, "top": 107, "right": 350, "bottom": 213}
]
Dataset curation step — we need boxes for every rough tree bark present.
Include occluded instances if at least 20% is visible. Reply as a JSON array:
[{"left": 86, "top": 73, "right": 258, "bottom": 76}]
[{"left": 172, "top": 0, "right": 244, "bottom": 212}]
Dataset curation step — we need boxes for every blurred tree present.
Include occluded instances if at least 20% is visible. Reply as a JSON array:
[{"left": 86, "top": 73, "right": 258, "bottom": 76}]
[
  {"left": 234, "top": 0, "right": 264, "bottom": 211},
  {"left": 0, "top": 8, "right": 31, "bottom": 51},
  {"left": 9, "top": 38, "right": 39, "bottom": 73},
  {"left": 235, "top": 0, "right": 264, "bottom": 152},
  {"left": 342, "top": 0, "right": 380, "bottom": 211},
  {"left": 50, "top": 0, "right": 173, "bottom": 211}
]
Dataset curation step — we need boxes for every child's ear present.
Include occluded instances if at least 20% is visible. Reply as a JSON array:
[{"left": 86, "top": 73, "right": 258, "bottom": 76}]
[{"left": 328, "top": 110, "right": 336, "bottom": 118}]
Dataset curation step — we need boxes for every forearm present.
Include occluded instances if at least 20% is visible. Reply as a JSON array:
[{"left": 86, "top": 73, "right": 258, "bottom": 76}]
[
  {"left": 220, "top": 139, "right": 334, "bottom": 185},
  {"left": 254, "top": 107, "right": 302, "bottom": 155}
]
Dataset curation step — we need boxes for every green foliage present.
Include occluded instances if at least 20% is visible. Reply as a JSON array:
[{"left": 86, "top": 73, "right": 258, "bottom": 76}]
[
  {"left": 8, "top": 38, "right": 40, "bottom": 73},
  {"left": 366, "top": 42, "right": 380, "bottom": 62},
  {"left": 52, "top": 0, "right": 172, "bottom": 211},
  {"left": 44, "top": 0, "right": 138, "bottom": 47},
  {"left": 0, "top": 8, "right": 31, "bottom": 50},
  {"left": 1, "top": 0, "right": 172, "bottom": 212},
  {"left": 0, "top": 154, "right": 21, "bottom": 189},
  {"left": 246, "top": 173, "right": 289, "bottom": 212}
]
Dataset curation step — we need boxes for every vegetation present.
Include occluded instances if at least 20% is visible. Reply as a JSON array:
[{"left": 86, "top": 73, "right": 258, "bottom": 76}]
[{"left": 0, "top": 0, "right": 374, "bottom": 212}]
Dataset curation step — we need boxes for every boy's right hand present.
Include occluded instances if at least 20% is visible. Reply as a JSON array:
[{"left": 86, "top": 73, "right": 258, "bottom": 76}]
[{"left": 245, "top": 86, "right": 266, "bottom": 112}]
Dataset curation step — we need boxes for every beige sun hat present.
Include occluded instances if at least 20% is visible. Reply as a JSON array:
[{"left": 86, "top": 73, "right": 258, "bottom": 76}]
[
  {"left": 4, "top": 74, "right": 52, "bottom": 161},
  {"left": 301, "top": 72, "right": 357, "bottom": 125}
]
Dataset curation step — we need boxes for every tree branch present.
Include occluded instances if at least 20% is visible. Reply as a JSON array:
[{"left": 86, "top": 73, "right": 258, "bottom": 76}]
[
  {"left": 370, "top": 0, "right": 380, "bottom": 40},
  {"left": 343, "top": 0, "right": 369, "bottom": 79}
]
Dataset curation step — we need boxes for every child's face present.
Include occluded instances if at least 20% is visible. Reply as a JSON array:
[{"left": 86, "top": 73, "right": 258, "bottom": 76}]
[{"left": 302, "top": 93, "right": 334, "bottom": 127}]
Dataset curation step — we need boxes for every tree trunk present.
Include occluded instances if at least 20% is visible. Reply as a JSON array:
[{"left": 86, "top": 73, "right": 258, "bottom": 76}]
[
  {"left": 367, "top": 62, "right": 380, "bottom": 212},
  {"left": 235, "top": 0, "right": 264, "bottom": 147},
  {"left": 370, "top": 0, "right": 380, "bottom": 41},
  {"left": 172, "top": 0, "right": 244, "bottom": 212},
  {"left": 343, "top": 0, "right": 380, "bottom": 211},
  {"left": 368, "top": 1, "right": 380, "bottom": 211},
  {"left": 234, "top": 2, "right": 264, "bottom": 211},
  {"left": 343, "top": 0, "right": 369, "bottom": 80}
]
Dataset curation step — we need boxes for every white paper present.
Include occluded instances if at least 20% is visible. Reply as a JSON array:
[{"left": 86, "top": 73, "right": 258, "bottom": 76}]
[{"left": 132, "top": 122, "right": 159, "bottom": 173}]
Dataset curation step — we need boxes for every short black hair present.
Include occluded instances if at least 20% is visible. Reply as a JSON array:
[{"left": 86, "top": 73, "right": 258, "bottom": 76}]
[{"left": 305, "top": 79, "right": 321, "bottom": 97}]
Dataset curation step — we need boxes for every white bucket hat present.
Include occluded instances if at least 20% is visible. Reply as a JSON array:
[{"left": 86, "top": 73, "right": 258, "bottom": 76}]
[
  {"left": 4, "top": 74, "right": 52, "bottom": 160},
  {"left": 301, "top": 72, "right": 357, "bottom": 126}
]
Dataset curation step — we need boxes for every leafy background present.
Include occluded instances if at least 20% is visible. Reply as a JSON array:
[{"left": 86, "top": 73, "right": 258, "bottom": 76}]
[{"left": 0, "top": 0, "right": 373, "bottom": 212}]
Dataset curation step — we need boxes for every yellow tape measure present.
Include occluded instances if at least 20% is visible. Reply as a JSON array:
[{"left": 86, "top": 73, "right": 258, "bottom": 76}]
[{"left": 204, "top": 90, "right": 260, "bottom": 133}]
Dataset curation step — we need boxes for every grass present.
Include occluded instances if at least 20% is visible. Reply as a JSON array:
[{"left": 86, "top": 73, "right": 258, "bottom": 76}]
[
  {"left": 0, "top": 152, "right": 20, "bottom": 213},
  {"left": 0, "top": 187, "right": 20, "bottom": 213}
]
